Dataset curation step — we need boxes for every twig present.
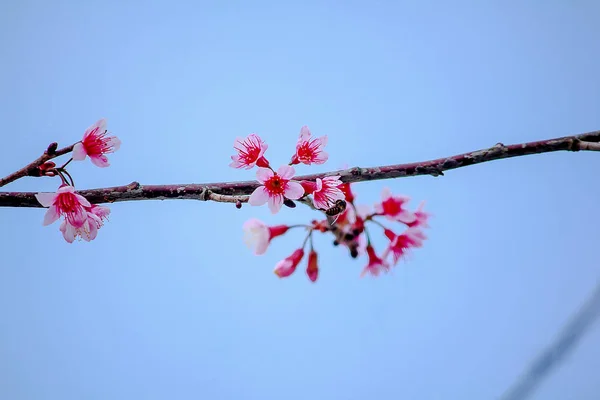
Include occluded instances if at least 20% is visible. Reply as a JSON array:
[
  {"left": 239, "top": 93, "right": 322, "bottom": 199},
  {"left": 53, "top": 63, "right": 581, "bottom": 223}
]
[
  {"left": 1, "top": 130, "right": 599, "bottom": 208},
  {"left": 0, "top": 142, "right": 75, "bottom": 187},
  {"left": 498, "top": 280, "right": 600, "bottom": 400}
]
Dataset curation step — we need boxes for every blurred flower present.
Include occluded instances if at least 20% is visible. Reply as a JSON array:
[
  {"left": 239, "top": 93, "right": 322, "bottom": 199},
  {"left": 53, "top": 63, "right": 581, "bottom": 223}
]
[
  {"left": 360, "top": 245, "right": 389, "bottom": 277},
  {"left": 274, "top": 248, "right": 305, "bottom": 278},
  {"left": 383, "top": 228, "right": 427, "bottom": 265},
  {"left": 306, "top": 250, "right": 319, "bottom": 282},
  {"left": 407, "top": 201, "right": 430, "bottom": 229},
  {"left": 242, "top": 218, "right": 290, "bottom": 255},
  {"left": 374, "top": 187, "right": 416, "bottom": 224}
]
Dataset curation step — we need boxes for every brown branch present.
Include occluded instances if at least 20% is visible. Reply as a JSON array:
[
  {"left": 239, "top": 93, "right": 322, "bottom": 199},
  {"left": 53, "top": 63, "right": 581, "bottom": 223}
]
[
  {"left": 1, "top": 130, "right": 599, "bottom": 208},
  {"left": 0, "top": 142, "right": 75, "bottom": 187}
]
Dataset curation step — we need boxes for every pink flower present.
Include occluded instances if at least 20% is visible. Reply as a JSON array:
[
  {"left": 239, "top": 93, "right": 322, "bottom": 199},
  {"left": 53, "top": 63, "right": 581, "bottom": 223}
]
[
  {"left": 360, "top": 245, "right": 390, "bottom": 277},
  {"left": 59, "top": 205, "right": 111, "bottom": 243},
  {"left": 407, "top": 201, "right": 430, "bottom": 229},
  {"left": 72, "top": 119, "right": 121, "bottom": 168},
  {"left": 382, "top": 228, "right": 427, "bottom": 265},
  {"left": 229, "top": 134, "right": 270, "bottom": 169},
  {"left": 374, "top": 187, "right": 416, "bottom": 224},
  {"left": 35, "top": 185, "right": 91, "bottom": 228},
  {"left": 274, "top": 248, "right": 305, "bottom": 278},
  {"left": 290, "top": 126, "right": 328, "bottom": 165},
  {"left": 306, "top": 250, "right": 319, "bottom": 282},
  {"left": 300, "top": 176, "right": 345, "bottom": 210},
  {"left": 248, "top": 165, "right": 305, "bottom": 214},
  {"left": 242, "top": 218, "right": 290, "bottom": 255}
]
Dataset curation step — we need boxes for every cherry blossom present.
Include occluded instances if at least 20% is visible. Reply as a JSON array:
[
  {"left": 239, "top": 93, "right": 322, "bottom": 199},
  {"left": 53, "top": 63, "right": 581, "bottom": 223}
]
[
  {"left": 306, "top": 250, "right": 319, "bottom": 282},
  {"left": 383, "top": 228, "right": 427, "bottom": 265},
  {"left": 360, "top": 245, "right": 390, "bottom": 277},
  {"left": 290, "top": 126, "right": 328, "bottom": 165},
  {"left": 248, "top": 165, "right": 305, "bottom": 214},
  {"left": 300, "top": 175, "right": 345, "bottom": 210},
  {"left": 274, "top": 248, "right": 305, "bottom": 278},
  {"left": 229, "top": 134, "right": 270, "bottom": 169},
  {"left": 35, "top": 185, "right": 91, "bottom": 228},
  {"left": 242, "top": 218, "right": 290, "bottom": 255},
  {"left": 407, "top": 201, "right": 430, "bottom": 229},
  {"left": 59, "top": 205, "right": 111, "bottom": 243},
  {"left": 374, "top": 187, "right": 416, "bottom": 224},
  {"left": 72, "top": 119, "right": 121, "bottom": 168}
]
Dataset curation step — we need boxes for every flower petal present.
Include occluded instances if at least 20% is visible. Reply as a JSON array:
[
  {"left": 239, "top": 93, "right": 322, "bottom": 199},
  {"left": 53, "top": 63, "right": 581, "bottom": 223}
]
[
  {"left": 248, "top": 186, "right": 269, "bottom": 206},
  {"left": 298, "top": 126, "right": 311, "bottom": 142},
  {"left": 277, "top": 165, "right": 295, "bottom": 180},
  {"left": 59, "top": 221, "right": 76, "bottom": 243},
  {"left": 255, "top": 167, "right": 273, "bottom": 183},
  {"left": 90, "top": 155, "right": 110, "bottom": 168},
  {"left": 284, "top": 181, "right": 305, "bottom": 200},
  {"left": 381, "top": 187, "right": 392, "bottom": 200},
  {"left": 72, "top": 143, "right": 87, "bottom": 160},
  {"left": 107, "top": 136, "right": 121, "bottom": 152},
  {"left": 267, "top": 194, "right": 284, "bottom": 214},
  {"left": 35, "top": 192, "right": 57, "bottom": 207},
  {"left": 75, "top": 194, "right": 91, "bottom": 208},
  {"left": 42, "top": 206, "right": 60, "bottom": 226}
]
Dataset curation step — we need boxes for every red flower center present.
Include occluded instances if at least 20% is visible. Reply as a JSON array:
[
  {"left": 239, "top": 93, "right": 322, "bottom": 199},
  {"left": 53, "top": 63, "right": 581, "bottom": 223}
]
[
  {"left": 236, "top": 138, "right": 262, "bottom": 164},
  {"left": 264, "top": 175, "right": 286, "bottom": 195},
  {"left": 296, "top": 139, "right": 320, "bottom": 162},
  {"left": 56, "top": 193, "right": 80, "bottom": 214},
  {"left": 83, "top": 128, "right": 114, "bottom": 156},
  {"left": 381, "top": 198, "right": 402, "bottom": 216}
]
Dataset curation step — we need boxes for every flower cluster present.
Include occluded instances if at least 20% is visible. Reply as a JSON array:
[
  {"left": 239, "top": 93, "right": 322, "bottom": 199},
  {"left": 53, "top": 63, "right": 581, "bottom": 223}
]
[
  {"left": 230, "top": 126, "right": 342, "bottom": 214},
  {"left": 35, "top": 119, "right": 120, "bottom": 242},
  {"left": 234, "top": 127, "right": 430, "bottom": 282}
]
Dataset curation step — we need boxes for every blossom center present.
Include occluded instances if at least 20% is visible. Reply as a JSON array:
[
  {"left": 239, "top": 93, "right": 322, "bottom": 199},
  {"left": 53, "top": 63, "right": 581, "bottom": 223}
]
[
  {"left": 382, "top": 198, "right": 402, "bottom": 215},
  {"left": 56, "top": 193, "right": 80, "bottom": 214},
  {"left": 264, "top": 175, "right": 286, "bottom": 195},
  {"left": 296, "top": 140, "right": 319, "bottom": 162},
  {"left": 83, "top": 128, "right": 113, "bottom": 156},
  {"left": 235, "top": 138, "right": 262, "bottom": 163}
]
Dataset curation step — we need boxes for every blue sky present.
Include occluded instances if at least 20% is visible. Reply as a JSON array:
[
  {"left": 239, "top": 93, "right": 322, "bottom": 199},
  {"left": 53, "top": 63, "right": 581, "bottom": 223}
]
[{"left": 1, "top": 1, "right": 600, "bottom": 399}]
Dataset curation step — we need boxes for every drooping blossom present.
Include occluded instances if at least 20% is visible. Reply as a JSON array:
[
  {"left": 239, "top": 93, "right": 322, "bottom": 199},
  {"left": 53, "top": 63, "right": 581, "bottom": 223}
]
[
  {"left": 59, "top": 204, "right": 111, "bottom": 243},
  {"left": 229, "top": 134, "right": 270, "bottom": 169},
  {"left": 242, "top": 218, "right": 290, "bottom": 255},
  {"left": 274, "top": 248, "right": 305, "bottom": 278},
  {"left": 248, "top": 165, "right": 305, "bottom": 214},
  {"left": 360, "top": 245, "right": 390, "bottom": 277},
  {"left": 35, "top": 185, "right": 91, "bottom": 228},
  {"left": 300, "top": 176, "right": 345, "bottom": 210},
  {"left": 306, "top": 250, "right": 319, "bottom": 282},
  {"left": 72, "top": 119, "right": 121, "bottom": 168},
  {"left": 382, "top": 228, "right": 427, "bottom": 265},
  {"left": 374, "top": 187, "right": 416, "bottom": 224},
  {"left": 407, "top": 201, "right": 430, "bottom": 229},
  {"left": 290, "top": 126, "right": 328, "bottom": 165}
]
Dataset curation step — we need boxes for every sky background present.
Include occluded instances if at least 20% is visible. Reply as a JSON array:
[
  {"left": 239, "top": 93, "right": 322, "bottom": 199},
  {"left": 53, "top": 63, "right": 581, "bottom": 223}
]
[{"left": 1, "top": 1, "right": 600, "bottom": 399}]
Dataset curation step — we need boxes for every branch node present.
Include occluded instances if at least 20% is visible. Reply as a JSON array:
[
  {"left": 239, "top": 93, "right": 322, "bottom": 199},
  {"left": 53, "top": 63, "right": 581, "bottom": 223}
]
[
  {"left": 127, "top": 181, "right": 141, "bottom": 190},
  {"left": 46, "top": 142, "right": 58, "bottom": 155}
]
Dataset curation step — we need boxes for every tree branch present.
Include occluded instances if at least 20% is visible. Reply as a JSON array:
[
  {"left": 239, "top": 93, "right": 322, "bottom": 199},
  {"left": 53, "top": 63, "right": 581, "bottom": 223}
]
[
  {"left": 0, "top": 142, "right": 75, "bottom": 187},
  {"left": 1, "top": 130, "right": 599, "bottom": 208}
]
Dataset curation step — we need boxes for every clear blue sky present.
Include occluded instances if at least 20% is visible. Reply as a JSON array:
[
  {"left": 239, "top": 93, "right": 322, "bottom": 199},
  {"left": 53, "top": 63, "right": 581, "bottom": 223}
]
[{"left": 1, "top": 1, "right": 600, "bottom": 399}]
